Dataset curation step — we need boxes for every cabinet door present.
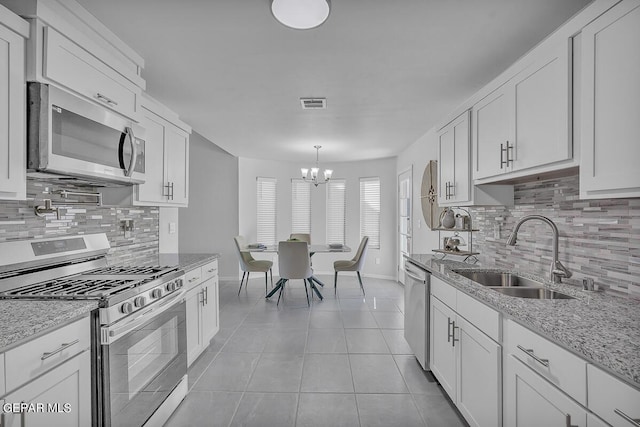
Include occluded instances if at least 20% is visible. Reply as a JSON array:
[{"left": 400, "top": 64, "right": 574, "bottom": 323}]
[
  {"left": 438, "top": 111, "right": 470, "bottom": 205},
  {"left": 165, "top": 126, "right": 189, "bottom": 206},
  {"left": 0, "top": 24, "right": 26, "bottom": 200},
  {"left": 430, "top": 297, "right": 457, "bottom": 399},
  {"left": 3, "top": 351, "right": 91, "bottom": 427},
  {"left": 473, "top": 86, "right": 513, "bottom": 180},
  {"left": 201, "top": 278, "right": 219, "bottom": 344},
  {"left": 456, "top": 316, "right": 502, "bottom": 427},
  {"left": 580, "top": 0, "right": 640, "bottom": 199},
  {"left": 504, "top": 355, "right": 587, "bottom": 427},
  {"left": 136, "top": 112, "right": 168, "bottom": 204},
  {"left": 512, "top": 41, "right": 571, "bottom": 172},
  {"left": 186, "top": 286, "right": 204, "bottom": 367}
]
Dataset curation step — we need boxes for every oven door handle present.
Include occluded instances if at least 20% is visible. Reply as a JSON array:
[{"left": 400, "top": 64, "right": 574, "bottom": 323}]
[{"left": 101, "top": 288, "right": 186, "bottom": 345}]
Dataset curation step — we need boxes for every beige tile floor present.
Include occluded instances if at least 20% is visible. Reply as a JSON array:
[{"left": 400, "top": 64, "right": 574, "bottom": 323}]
[{"left": 166, "top": 274, "right": 467, "bottom": 427}]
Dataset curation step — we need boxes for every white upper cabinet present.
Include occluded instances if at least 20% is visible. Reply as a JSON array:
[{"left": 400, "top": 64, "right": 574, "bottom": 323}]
[
  {"left": 438, "top": 111, "right": 471, "bottom": 205},
  {"left": 2, "top": 0, "right": 145, "bottom": 121},
  {"left": 580, "top": 0, "right": 640, "bottom": 199},
  {"left": 473, "top": 86, "right": 513, "bottom": 180},
  {"left": 473, "top": 40, "right": 572, "bottom": 182},
  {"left": 512, "top": 42, "right": 571, "bottom": 172},
  {"left": 0, "top": 7, "right": 27, "bottom": 201}
]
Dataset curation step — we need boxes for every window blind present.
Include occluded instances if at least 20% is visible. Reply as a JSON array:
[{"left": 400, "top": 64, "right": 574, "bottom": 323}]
[
  {"left": 360, "top": 177, "right": 380, "bottom": 249},
  {"left": 326, "top": 179, "right": 346, "bottom": 245},
  {"left": 256, "top": 177, "right": 277, "bottom": 246},
  {"left": 291, "top": 179, "right": 311, "bottom": 234}
]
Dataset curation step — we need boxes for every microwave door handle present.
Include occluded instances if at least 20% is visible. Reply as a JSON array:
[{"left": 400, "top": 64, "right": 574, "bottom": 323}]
[{"left": 123, "top": 126, "right": 138, "bottom": 177}]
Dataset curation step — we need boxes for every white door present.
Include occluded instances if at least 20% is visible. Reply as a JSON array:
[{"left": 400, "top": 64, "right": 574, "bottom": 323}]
[
  {"left": 580, "top": 0, "right": 640, "bottom": 199},
  {"left": 504, "top": 354, "right": 587, "bottom": 427},
  {"left": 397, "top": 168, "right": 412, "bottom": 284},
  {"left": 473, "top": 86, "right": 513, "bottom": 179},
  {"left": 456, "top": 316, "right": 502, "bottom": 427},
  {"left": 430, "top": 297, "right": 456, "bottom": 400}
]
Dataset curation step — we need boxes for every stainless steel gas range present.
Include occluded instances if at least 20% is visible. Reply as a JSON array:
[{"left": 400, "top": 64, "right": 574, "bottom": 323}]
[{"left": 0, "top": 234, "right": 188, "bottom": 427}]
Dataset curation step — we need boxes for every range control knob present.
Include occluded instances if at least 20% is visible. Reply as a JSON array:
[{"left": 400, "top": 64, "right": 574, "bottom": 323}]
[
  {"left": 151, "top": 288, "right": 164, "bottom": 299},
  {"left": 166, "top": 281, "right": 177, "bottom": 292},
  {"left": 175, "top": 278, "right": 183, "bottom": 288},
  {"left": 134, "top": 296, "right": 146, "bottom": 308},
  {"left": 120, "top": 302, "right": 134, "bottom": 314}
]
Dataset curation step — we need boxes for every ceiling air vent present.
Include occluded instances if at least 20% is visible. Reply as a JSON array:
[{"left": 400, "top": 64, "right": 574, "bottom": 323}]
[{"left": 300, "top": 98, "right": 327, "bottom": 110}]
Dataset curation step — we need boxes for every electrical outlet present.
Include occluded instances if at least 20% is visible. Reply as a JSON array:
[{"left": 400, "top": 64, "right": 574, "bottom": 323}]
[
  {"left": 375, "top": 258, "right": 380, "bottom": 265},
  {"left": 169, "top": 222, "right": 177, "bottom": 234}
]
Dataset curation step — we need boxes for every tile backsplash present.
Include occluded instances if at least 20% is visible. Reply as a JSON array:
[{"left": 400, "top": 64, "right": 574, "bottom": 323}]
[
  {"left": 0, "top": 179, "right": 159, "bottom": 264},
  {"left": 470, "top": 173, "right": 639, "bottom": 298}
]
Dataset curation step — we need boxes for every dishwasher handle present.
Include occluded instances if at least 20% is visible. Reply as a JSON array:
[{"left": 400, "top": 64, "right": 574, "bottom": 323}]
[{"left": 404, "top": 263, "right": 428, "bottom": 283}]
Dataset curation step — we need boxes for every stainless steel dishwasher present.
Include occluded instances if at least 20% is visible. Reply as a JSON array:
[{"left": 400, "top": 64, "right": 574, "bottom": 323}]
[{"left": 403, "top": 258, "right": 431, "bottom": 370}]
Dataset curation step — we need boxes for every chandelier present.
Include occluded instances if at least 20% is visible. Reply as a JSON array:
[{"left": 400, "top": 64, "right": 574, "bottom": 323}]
[
  {"left": 271, "top": 0, "right": 331, "bottom": 30},
  {"left": 301, "top": 145, "right": 332, "bottom": 187}
]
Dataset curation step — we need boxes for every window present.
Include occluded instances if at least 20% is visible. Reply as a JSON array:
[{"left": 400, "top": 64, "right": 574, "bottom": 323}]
[
  {"left": 326, "top": 179, "right": 346, "bottom": 245},
  {"left": 256, "top": 177, "right": 277, "bottom": 245},
  {"left": 360, "top": 177, "right": 380, "bottom": 249},
  {"left": 291, "top": 179, "right": 311, "bottom": 234}
]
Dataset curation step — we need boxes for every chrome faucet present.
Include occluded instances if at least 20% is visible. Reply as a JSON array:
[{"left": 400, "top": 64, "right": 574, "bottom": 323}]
[{"left": 506, "top": 215, "right": 572, "bottom": 284}]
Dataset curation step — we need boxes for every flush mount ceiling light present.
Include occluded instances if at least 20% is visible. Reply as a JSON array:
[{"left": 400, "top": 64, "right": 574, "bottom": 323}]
[
  {"left": 301, "top": 145, "right": 332, "bottom": 187},
  {"left": 271, "top": 0, "right": 331, "bottom": 30}
]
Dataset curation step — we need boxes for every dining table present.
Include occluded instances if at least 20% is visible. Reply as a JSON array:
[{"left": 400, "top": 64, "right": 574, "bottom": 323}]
[{"left": 242, "top": 243, "right": 352, "bottom": 300}]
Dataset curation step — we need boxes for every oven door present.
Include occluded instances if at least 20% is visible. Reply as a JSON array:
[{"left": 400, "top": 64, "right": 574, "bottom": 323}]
[
  {"left": 101, "top": 292, "right": 186, "bottom": 427},
  {"left": 27, "top": 82, "right": 146, "bottom": 185}
]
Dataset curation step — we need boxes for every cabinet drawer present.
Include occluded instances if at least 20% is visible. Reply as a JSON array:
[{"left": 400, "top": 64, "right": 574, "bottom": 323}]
[
  {"left": 456, "top": 291, "right": 500, "bottom": 342},
  {"left": 44, "top": 27, "right": 138, "bottom": 120},
  {"left": 201, "top": 260, "right": 218, "bottom": 281},
  {"left": 5, "top": 316, "right": 90, "bottom": 392},
  {"left": 588, "top": 365, "right": 640, "bottom": 427},
  {"left": 185, "top": 267, "right": 203, "bottom": 290},
  {"left": 506, "top": 319, "right": 587, "bottom": 405},
  {"left": 431, "top": 276, "right": 457, "bottom": 309}
]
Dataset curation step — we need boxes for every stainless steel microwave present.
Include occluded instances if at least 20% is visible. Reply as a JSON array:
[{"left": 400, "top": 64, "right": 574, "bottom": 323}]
[{"left": 27, "top": 82, "right": 146, "bottom": 186}]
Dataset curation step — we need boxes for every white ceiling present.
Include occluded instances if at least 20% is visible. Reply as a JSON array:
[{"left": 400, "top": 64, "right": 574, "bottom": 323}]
[{"left": 75, "top": 0, "right": 592, "bottom": 163}]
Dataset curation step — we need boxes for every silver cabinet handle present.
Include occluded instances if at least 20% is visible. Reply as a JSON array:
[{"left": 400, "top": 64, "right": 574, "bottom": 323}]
[
  {"left": 506, "top": 140, "right": 514, "bottom": 166},
  {"left": 41, "top": 339, "right": 80, "bottom": 360},
  {"left": 94, "top": 92, "right": 118, "bottom": 106},
  {"left": 517, "top": 344, "right": 549, "bottom": 367},
  {"left": 204, "top": 286, "right": 209, "bottom": 305},
  {"left": 448, "top": 182, "right": 455, "bottom": 199},
  {"left": 188, "top": 276, "right": 200, "bottom": 283},
  {"left": 500, "top": 143, "right": 507, "bottom": 168},
  {"left": 207, "top": 268, "right": 217, "bottom": 273},
  {"left": 199, "top": 289, "right": 205, "bottom": 306},
  {"left": 447, "top": 318, "right": 455, "bottom": 343},
  {"left": 614, "top": 409, "right": 640, "bottom": 427}
]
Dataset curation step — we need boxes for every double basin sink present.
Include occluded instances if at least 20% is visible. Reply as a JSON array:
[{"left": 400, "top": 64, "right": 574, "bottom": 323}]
[{"left": 453, "top": 270, "right": 574, "bottom": 300}]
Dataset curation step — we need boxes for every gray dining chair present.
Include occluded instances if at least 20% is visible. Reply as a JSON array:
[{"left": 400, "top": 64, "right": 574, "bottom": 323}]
[
  {"left": 234, "top": 236, "right": 273, "bottom": 296},
  {"left": 333, "top": 236, "right": 369, "bottom": 295},
  {"left": 275, "top": 240, "right": 313, "bottom": 306},
  {"left": 289, "top": 233, "right": 311, "bottom": 243}
]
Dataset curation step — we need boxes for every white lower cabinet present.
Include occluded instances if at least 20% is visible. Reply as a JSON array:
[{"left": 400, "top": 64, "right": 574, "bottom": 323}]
[
  {"left": 186, "top": 261, "right": 220, "bottom": 366},
  {"left": 3, "top": 351, "right": 91, "bottom": 427},
  {"left": 430, "top": 277, "right": 502, "bottom": 427},
  {"left": 0, "top": 316, "right": 92, "bottom": 427},
  {"left": 505, "top": 354, "right": 587, "bottom": 427}
]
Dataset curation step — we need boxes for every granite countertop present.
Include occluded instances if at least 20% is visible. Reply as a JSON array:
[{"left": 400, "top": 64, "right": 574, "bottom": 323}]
[
  {"left": 406, "top": 254, "right": 640, "bottom": 390},
  {"left": 115, "top": 253, "right": 220, "bottom": 272},
  {"left": 0, "top": 253, "right": 219, "bottom": 353},
  {"left": 0, "top": 300, "right": 98, "bottom": 351}
]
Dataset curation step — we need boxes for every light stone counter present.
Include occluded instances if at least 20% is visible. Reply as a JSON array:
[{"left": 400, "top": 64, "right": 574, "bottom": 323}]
[
  {"left": 406, "top": 254, "right": 640, "bottom": 389},
  {"left": 0, "top": 300, "right": 98, "bottom": 351}
]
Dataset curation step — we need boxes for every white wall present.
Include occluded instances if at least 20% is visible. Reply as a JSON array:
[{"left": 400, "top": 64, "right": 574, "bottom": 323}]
[
  {"left": 396, "top": 128, "right": 440, "bottom": 255},
  {"left": 179, "top": 132, "right": 239, "bottom": 279},
  {"left": 238, "top": 156, "right": 397, "bottom": 280}
]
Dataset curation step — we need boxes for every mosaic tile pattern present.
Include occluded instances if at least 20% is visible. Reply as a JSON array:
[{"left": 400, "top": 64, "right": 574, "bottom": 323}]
[
  {"left": 469, "top": 173, "right": 640, "bottom": 298},
  {"left": 0, "top": 179, "right": 159, "bottom": 263}
]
